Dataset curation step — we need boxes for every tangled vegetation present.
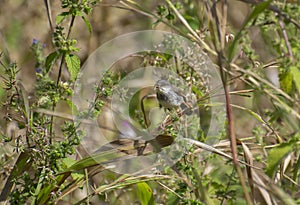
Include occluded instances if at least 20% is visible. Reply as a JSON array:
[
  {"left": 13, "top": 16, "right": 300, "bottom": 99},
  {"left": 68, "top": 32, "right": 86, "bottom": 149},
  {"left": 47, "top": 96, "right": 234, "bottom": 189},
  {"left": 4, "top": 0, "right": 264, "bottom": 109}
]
[{"left": 0, "top": 0, "right": 299, "bottom": 204}]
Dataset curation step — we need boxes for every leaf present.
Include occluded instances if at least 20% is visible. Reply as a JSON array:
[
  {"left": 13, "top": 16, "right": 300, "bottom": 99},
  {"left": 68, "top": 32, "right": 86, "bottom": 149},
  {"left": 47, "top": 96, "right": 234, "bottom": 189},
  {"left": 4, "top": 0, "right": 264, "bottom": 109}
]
[
  {"left": 266, "top": 141, "right": 294, "bottom": 178},
  {"left": 56, "top": 12, "right": 69, "bottom": 24},
  {"left": 290, "top": 66, "right": 300, "bottom": 93},
  {"left": 45, "top": 51, "right": 59, "bottom": 74},
  {"left": 61, "top": 158, "right": 83, "bottom": 180},
  {"left": 136, "top": 182, "right": 154, "bottom": 205},
  {"left": 228, "top": 0, "right": 272, "bottom": 61},
  {"left": 279, "top": 70, "right": 293, "bottom": 94},
  {"left": 31, "top": 166, "right": 46, "bottom": 205},
  {"left": 60, "top": 150, "right": 126, "bottom": 173},
  {"left": 65, "top": 98, "right": 78, "bottom": 115},
  {"left": 65, "top": 54, "right": 80, "bottom": 81},
  {"left": 37, "top": 174, "right": 68, "bottom": 204},
  {"left": 82, "top": 16, "right": 92, "bottom": 34},
  {"left": 0, "top": 151, "right": 32, "bottom": 201},
  {"left": 0, "top": 86, "right": 5, "bottom": 100},
  {"left": 38, "top": 144, "right": 125, "bottom": 203},
  {"left": 166, "top": 193, "right": 180, "bottom": 205},
  {"left": 75, "top": 10, "right": 84, "bottom": 17}
]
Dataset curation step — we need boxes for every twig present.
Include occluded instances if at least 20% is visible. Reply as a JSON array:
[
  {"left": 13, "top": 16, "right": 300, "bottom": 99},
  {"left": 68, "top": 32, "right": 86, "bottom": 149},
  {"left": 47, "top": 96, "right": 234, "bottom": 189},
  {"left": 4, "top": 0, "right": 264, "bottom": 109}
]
[
  {"left": 44, "top": 0, "right": 54, "bottom": 32},
  {"left": 278, "top": 19, "right": 293, "bottom": 59},
  {"left": 207, "top": 0, "right": 253, "bottom": 203},
  {"left": 238, "top": 0, "right": 300, "bottom": 30}
]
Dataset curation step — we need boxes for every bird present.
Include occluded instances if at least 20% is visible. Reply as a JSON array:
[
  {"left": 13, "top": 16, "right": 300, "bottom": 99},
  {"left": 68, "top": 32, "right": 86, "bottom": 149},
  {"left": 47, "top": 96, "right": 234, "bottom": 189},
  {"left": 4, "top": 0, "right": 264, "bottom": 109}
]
[{"left": 154, "top": 79, "right": 192, "bottom": 115}]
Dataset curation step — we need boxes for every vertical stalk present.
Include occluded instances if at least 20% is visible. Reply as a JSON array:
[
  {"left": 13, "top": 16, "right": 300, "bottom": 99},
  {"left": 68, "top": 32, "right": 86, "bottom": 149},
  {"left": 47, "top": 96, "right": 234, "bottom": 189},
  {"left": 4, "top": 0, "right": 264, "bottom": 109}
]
[
  {"left": 50, "top": 15, "right": 76, "bottom": 144},
  {"left": 212, "top": 0, "right": 253, "bottom": 204}
]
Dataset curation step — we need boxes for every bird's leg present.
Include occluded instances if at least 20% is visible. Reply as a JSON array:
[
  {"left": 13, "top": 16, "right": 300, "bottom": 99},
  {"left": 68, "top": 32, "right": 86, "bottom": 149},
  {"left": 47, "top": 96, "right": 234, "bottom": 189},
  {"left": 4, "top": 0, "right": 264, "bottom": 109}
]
[
  {"left": 160, "top": 110, "right": 181, "bottom": 128},
  {"left": 160, "top": 114, "right": 171, "bottom": 129},
  {"left": 134, "top": 140, "right": 147, "bottom": 156},
  {"left": 176, "top": 109, "right": 183, "bottom": 117}
]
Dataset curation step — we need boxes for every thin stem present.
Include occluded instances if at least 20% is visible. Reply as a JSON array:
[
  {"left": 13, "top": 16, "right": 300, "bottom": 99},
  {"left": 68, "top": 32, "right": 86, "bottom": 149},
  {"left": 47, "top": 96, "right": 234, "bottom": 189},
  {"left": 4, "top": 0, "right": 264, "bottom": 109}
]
[
  {"left": 57, "top": 15, "right": 75, "bottom": 86},
  {"left": 208, "top": 0, "right": 253, "bottom": 203},
  {"left": 44, "top": 0, "right": 54, "bottom": 32},
  {"left": 165, "top": 0, "right": 217, "bottom": 56},
  {"left": 50, "top": 15, "right": 76, "bottom": 144},
  {"left": 238, "top": 0, "right": 300, "bottom": 30},
  {"left": 219, "top": 53, "right": 253, "bottom": 205},
  {"left": 278, "top": 19, "right": 293, "bottom": 59},
  {"left": 118, "top": 1, "right": 188, "bottom": 40},
  {"left": 67, "top": 15, "right": 76, "bottom": 39}
]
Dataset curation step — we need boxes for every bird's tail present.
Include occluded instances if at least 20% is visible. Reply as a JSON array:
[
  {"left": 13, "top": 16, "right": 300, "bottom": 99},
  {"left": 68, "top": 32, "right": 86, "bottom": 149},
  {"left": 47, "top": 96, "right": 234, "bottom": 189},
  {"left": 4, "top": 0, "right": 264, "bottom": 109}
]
[{"left": 180, "top": 102, "right": 193, "bottom": 115}]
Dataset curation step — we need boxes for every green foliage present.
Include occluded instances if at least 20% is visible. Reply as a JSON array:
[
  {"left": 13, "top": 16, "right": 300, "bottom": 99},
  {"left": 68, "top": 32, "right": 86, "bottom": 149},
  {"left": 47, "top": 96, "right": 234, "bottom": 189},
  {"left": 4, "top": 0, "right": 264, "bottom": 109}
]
[
  {"left": 279, "top": 68, "right": 293, "bottom": 94},
  {"left": 45, "top": 51, "right": 59, "bottom": 74},
  {"left": 0, "top": 0, "right": 98, "bottom": 203},
  {"left": 266, "top": 135, "right": 299, "bottom": 178},
  {"left": 228, "top": 0, "right": 272, "bottom": 61},
  {"left": 290, "top": 66, "right": 300, "bottom": 92},
  {"left": 53, "top": 26, "right": 79, "bottom": 53},
  {"left": 136, "top": 182, "right": 154, "bottom": 205},
  {"left": 65, "top": 54, "right": 80, "bottom": 81}
]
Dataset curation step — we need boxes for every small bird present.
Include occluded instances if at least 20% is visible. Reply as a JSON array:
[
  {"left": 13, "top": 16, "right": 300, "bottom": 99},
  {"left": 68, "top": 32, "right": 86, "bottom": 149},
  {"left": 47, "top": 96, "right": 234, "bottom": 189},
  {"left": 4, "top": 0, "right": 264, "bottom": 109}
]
[{"left": 154, "top": 80, "right": 192, "bottom": 115}]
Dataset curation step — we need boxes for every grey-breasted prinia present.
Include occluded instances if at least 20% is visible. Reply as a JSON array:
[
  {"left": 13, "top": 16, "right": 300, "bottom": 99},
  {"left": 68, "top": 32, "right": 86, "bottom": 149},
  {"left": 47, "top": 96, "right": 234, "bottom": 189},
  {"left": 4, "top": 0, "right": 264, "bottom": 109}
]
[{"left": 154, "top": 79, "right": 192, "bottom": 114}]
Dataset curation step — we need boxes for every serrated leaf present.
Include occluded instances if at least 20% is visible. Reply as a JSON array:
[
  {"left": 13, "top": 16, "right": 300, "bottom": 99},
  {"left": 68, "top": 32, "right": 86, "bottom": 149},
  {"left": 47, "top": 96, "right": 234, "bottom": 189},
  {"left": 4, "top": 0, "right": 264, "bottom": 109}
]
[
  {"left": 56, "top": 12, "right": 69, "bottom": 24},
  {"left": 279, "top": 70, "right": 293, "bottom": 94},
  {"left": 65, "top": 54, "right": 80, "bottom": 81},
  {"left": 228, "top": 0, "right": 272, "bottom": 61},
  {"left": 266, "top": 141, "right": 294, "bottom": 177},
  {"left": 290, "top": 66, "right": 300, "bottom": 93},
  {"left": 82, "top": 15, "right": 92, "bottom": 34},
  {"left": 137, "top": 182, "right": 154, "bottom": 205},
  {"left": 45, "top": 51, "right": 59, "bottom": 73}
]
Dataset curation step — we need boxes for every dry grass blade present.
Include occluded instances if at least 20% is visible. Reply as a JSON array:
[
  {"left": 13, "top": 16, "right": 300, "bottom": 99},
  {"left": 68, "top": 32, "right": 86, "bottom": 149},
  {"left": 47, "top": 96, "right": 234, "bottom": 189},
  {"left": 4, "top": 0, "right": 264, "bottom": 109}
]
[
  {"left": 241, "top": 142, "right": 273, "bottom": 205},
  {"left": 184, "top": 138, "right": 261, "bottom": 169},
  {"left": 251, "top": 170, "right": 297, "bottom": 205}
]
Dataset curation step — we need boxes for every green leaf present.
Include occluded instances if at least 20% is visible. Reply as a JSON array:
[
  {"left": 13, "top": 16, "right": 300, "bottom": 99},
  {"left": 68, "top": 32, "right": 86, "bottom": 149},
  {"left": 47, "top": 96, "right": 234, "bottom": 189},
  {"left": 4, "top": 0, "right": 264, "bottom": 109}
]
[
  {"left": 166, "top": 193, "right": 180, "bottom": 205},
  {"left": 228, "top": 0, "right": 272, "bottom": 61},
  {"left": 62, "top": 157, "right": 77, "bottom": 167},
  {"left": 37, "top": 150, "right": 122, "bottom": 204},
  {"left": 82, "top": 15, "right": 92, "bottom": 34},
  {"left": 0, "top": 86, "right": 5, "bottom": 101},
  {"left": 59, "top": 150, "right": 126, "bottom": 174},
  {"left": 266, "top": 141, "right": 294, "bottom": 177},
  {"left": 279, "top": 70, "right": 293, "bottom": 94},
  {"left": 56, "top": 12, "right": 69, "bottom": 24},
  {"left": 31, "top": 166, "right": 46, "bottom": 205},
  {"left": 45, "top": 51, "right": 59, "bottom": 73},
  {"left": 75, "top": 10, "right": 84, "bottom": 17},
  {"left": 290, "top": 66, "right": 300, "bottom": 93},
  {"left": 65, "top": 54, "right": 80, "bottom": 81},
  {"left": 0, "top": 151, "right": 32, "bottom": 201},
  {"left": 136, "top": 182, "right": 154, "bottom": 205},
  {"left": 66, "top": 98, "right": 78, "bottom": 115},
  {"left": 37, "top": 174, "right": 68, "bottom": 204},
  {"left": 61, "top": 158, "right": 83, "bottom": 180}
]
